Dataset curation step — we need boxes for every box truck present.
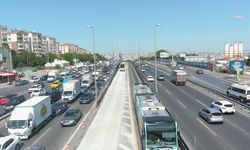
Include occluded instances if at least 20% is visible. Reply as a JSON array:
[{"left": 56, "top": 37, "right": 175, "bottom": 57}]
[
  {"left": 6, "top": 96, "right": 52, "bottom": 139},
  {"left": 62, "top": 80, "right": 81, "bottom": 103},
  {"left": 81, "top": 74, "right": 94, "bottom": 87},
  {"left": 47, "top": 71, "right": 59, "bottom": 82},
  {"left": 171, "top": 70, "right": 187, "bottom": 86}
]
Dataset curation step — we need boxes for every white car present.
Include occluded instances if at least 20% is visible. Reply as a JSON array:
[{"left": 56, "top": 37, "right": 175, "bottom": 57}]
[
  {"left": 211, "top": 101, "right": 236, "bottom": 114},
  {"left": 0, "top": 135, "right": 21, "bottom": 150},
  {"left": 28, "top": 84, "right": 42, "bottom": 93},
  {"left": 30, "top": 88, "right": 46, "bottom": 97},
  {"left": 147, "top": 76, "right": 155, "bottom": 82},
  {"left": 141, "top": 69, "right": 146, "bottom": 72},
  {"left": 29, "top": 77, "right": 40, "bottom": 83}
]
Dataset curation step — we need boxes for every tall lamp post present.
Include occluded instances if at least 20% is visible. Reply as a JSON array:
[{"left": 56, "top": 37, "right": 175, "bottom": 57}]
[
  {"left": 86, "top": 25, "right": 97, "bottom": 100},
  {"left": 154, "top": 24, "right": 161, "bottom": 93}
]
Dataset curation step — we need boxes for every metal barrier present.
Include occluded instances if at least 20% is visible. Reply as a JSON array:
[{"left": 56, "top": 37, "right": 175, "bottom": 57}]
[{"left": 130, "top": 61, "right": 190, "bottom": 150}]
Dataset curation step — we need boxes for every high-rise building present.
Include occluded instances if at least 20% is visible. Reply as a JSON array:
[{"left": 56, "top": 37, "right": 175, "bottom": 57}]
[
  {"left": 59, "top": 43, "right": 79, "bottom": 54},
  {"left": 224, "top": 41, "right": 243, "bottom": 59},
  {"left": 7, "top": 29, "right": 30, "bottom": 53},
  {"left": 0, "top": 25, "right": 8, "bottom": 47}
]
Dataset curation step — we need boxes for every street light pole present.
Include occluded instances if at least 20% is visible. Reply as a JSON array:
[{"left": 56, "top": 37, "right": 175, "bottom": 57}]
[
  {"left": 154, "top": 24, "right": 161, "bottom": 93},
  {"left": 86, "top": 25, "right": 97, "bottom": 101}
]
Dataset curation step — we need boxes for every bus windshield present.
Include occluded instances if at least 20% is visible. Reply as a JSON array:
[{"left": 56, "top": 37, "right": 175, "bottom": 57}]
[{"left": 147, "top": 130, "right": 176, "bottom": 148}]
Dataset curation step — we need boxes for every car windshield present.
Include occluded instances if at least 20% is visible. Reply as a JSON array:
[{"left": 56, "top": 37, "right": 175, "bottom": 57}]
[
  {"left": 81, "top": 93, "right": 92, "bottom": 99},
  {"left": 7, "top": 120, "right": 27, "bottom": 129},
  {"left": 225, "top": 104, "right": 233, "bottom": 107},
  {"left": 31, "top": 85, "right": 38, "bottom": 88},
  {"left": 212, "top": 112, "right": 222, "bottom": 116},
  {"left": 53, "top": 102, "right": 63, "bottom": 109},
  {"left": 82, "top": 80, "right": 89, "bottom": 84},
  {"left": 65, "top": 111, "right": 76, "bottom": 117},
  {"left": 33, "top": 90, "right": 40, "bottom": 93},
  {"left": 63, "top": 91, "right": 72, "bottom": 96}
]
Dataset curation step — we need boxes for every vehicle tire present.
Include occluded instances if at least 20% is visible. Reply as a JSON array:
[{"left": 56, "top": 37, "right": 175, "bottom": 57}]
[
  {"left": 211, "top": 105, "right": 213, "bottom": 108},
  {"left": 15, "top": 144, "right": 19, "bottom": 150},
  {"left": 226, "top": 92, "right": 230, "bottom": 97},
  {"left": 239, "top": 97, "right": 244, "bottom": 102}
]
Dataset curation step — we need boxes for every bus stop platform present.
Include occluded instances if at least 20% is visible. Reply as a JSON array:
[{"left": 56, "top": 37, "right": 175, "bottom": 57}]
[{"left": 77, "top": 68, "right": 137, "bottom": 150}]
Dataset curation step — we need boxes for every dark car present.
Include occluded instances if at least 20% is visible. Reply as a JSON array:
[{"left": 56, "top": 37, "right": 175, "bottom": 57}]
[
  {"left": 196, "top": 70, "right": 204, "bottom": 74},
  {"left": 3, "top": 95, "right": 25, "bottom": 111},
  {"left": 14, "top": 80, "right": 29, "bottom": 86},
  {"left": 24, "top": 146, "right": 46, "bottom": 150},
  {"left": 45, "top": 89, "right": 61, "bottom": 103},
  {"left": 36, "top": 81, "right": 45, "bottom": 88},
  {"left": 52, "top": 101, "right": 68, "bottom": 116},
  {"left": 40, "top": 75, "right": 48, "bottom": 81},
  {"left": 60, "top": 108, "right": 82, "bottom": 127},
  {"left": 79, "top": 92, "right": 94, "bottom": 104},
  {"left": 157, "top": 75, "right": 165, "bottom": 81}
]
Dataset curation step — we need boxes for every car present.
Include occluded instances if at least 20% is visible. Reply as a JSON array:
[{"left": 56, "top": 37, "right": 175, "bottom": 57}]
[
  {"left": 147, "top": 75, "right": 154, "bottom": 82},
  {"left": 50, "top": 81, "right": 61, "bottom": 89},
  {"left": 28, "top": 84, "right": 42, "bottom": 93},
  {"left": 14, "top": 80, "right": 29, "bottom": 86},
  {"left": 211, "top": 101, "right": 235, "bottom": 114},
  {"left": 24, "top": 146, "right": 46, "bottom": 150},
  {"left": 141, "top": 69, "right": 146, "bottom": 72},
  {"left": 39, "top": 75, "right": 48, "bottom": 81},
  {"left": 3, "top": 95, "right": 25, "bottom": 111},
  {"left": 29, "top": 77, "right": 40, "bottom": 83},
  {"left": 44, "top": 89, "right": 61, "bottom": 103},
  {"left": 79, "top": 92, "right": 95, "bottom": 104},
  {"left": 61, "top": 108, "right": 83, "bottom": 126},
  {"left": 52, "top": 101, "right": 68, "bottom": 116},
  {"left": 36, "top": 82, "right": 45, "bottom": 88},
  {"left": 0, "top": 134, "right": 21, "bottom": 150},
  {"left": 81, "top": 80, "right": 90, "bottom": 87},
  {"left": 0, "top": 94, "right": 18, "bottom": 105},
  {"left": 178, "top": 65, "right": 184, "bottom": 70},
  {"left": 157, "top": 75, "right": 165, "bottom": 81},
  {"left": 30, "top": 89, "right": 46, "bottom": 97},
  {"left": 199, "top": 108, "right": 223, "bottom": 124},
  {"left": 196, "top": 70, "right": 203, "bottom": 74}
]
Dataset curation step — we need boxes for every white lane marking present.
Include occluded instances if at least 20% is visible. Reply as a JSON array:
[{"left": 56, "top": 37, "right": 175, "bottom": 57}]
[
  {"left": 195, "top": 99, "right": 207, "bottom": 107},
  {"left": 31, "top": 127, "right": 52, "bottom": 146},
  {"left": 224, "top": 119, "right": 249, "bottom": 136},
  {"left": 62, "top": 101, "right": 96, "bottom": 150},
  {"left": 197, "top": 118, "right": 218, "bottom": 137},
  {"left": 176, "top": 99, "right": 186, "bottom": 108},
  {"left": 164, "top": 89, "right": 172, "bottom": 95}
]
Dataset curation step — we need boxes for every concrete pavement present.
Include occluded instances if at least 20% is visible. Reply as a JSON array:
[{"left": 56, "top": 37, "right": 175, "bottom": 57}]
[{"left": 77, "top": 65, "right": 136, "bottom": 150}]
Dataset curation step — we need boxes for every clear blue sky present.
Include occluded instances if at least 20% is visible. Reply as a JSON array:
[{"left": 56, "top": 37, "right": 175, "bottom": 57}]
[{"left": 1, "top": 0, "right": 250, "bottom": 54}]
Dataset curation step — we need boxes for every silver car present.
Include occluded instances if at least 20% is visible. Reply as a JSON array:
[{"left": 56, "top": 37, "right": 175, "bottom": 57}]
[{"left": 199, "top": 108, "right": 223, "bottom": 124}]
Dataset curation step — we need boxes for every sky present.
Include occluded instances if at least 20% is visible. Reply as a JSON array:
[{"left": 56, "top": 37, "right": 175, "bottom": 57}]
[{"left": 1, "top": 0, "right": 250, "bottom": 54}]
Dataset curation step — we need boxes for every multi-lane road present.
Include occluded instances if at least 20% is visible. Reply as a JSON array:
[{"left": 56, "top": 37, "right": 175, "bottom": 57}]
[
  {"left": 132, "top": 62, "right": 250, "bottom": 150},
  {"left": 0, "top": 70, "right": 115, "bottom": 150}
]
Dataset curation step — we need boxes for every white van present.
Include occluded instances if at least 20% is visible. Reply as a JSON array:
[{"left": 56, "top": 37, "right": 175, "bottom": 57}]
[{"left": 227, "top": 83, "right": 250, "bottom": 102}]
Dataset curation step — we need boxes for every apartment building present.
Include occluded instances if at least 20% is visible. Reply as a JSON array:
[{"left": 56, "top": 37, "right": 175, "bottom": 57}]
[
  {"left": 42, "top": 35, "right": 59, "bottom": 54},
  {"left": 59, "top": 43, "right": 79, "bottom": 54},
  {"left": 7, "top": 29, "right": 31, "bottom": 52},
  {"left": 0, "top": 25, "right": 8, "bottom": 47}
]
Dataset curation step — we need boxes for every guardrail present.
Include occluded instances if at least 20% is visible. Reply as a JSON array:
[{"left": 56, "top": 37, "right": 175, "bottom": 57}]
[
  {"left": 130, "top": 62, "right": 190, "bottom": 150},
  {"left": 187, "top": 78, "right": 250, "bottom": 112}
]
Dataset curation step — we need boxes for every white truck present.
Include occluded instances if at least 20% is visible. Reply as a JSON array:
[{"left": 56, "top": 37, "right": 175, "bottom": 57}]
[
  {"left": 47, "top": 71, "right": 59, "bottom": 82},
  {"left": 81, "top": 74, "right": 93, "bottom": 87},
  {"left": 171, "top": 70, "right": 187, "bottom": 86},
  {"left": 6, "top": 96, "right": 51, "bottom": 139},
  {"left": 62, "top": 80, "right": 81, "bottom": 103}
]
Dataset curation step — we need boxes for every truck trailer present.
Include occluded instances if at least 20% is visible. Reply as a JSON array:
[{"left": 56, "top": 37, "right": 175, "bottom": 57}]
[
  {"left": 171, "top": 70, "right": 187, "bottom": 86},
  {"left": 62, "top": 80, "right": 81, "bottom": 103},
  {"left": 6, "top": 96, "right": 52, "bottom": 139}
]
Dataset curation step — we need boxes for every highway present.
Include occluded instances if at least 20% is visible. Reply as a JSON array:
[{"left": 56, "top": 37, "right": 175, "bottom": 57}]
[
  {"left": 0, "top": 71, "right": 115, "bottom": 150},
  {"left": 133, "top": 62, "right": 250, "bottom": 150}
]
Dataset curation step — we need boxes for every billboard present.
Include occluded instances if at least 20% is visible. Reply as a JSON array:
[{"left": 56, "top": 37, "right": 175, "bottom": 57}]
[
  {"left": 160, "top": 52, "right": 169, "bottom": 58},
  {"left": 229, "top": 60, "right": 244, "bottom": 72}
]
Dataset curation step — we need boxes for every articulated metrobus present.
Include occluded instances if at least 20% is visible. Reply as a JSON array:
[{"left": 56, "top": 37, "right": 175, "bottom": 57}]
[{"left": 133, "top": 83, "right": 178, "bottom": 150}]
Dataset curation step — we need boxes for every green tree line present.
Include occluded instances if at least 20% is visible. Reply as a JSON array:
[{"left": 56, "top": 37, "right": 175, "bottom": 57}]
[{"left": 12, "top": 50, "right": 106, "bottom": 68}]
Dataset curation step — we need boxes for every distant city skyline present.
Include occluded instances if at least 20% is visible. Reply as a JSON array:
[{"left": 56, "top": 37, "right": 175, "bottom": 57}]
[{"left": 1, "top": 0, "right": 250, "bottom": 54}]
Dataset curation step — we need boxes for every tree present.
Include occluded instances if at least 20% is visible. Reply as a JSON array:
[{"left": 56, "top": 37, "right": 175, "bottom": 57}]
[
  {"left": 156, "top": 49, "right": 167, "bottom": 58},
  {"left": 0, "top": 43, "right": 10, "bottom": 49}
]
